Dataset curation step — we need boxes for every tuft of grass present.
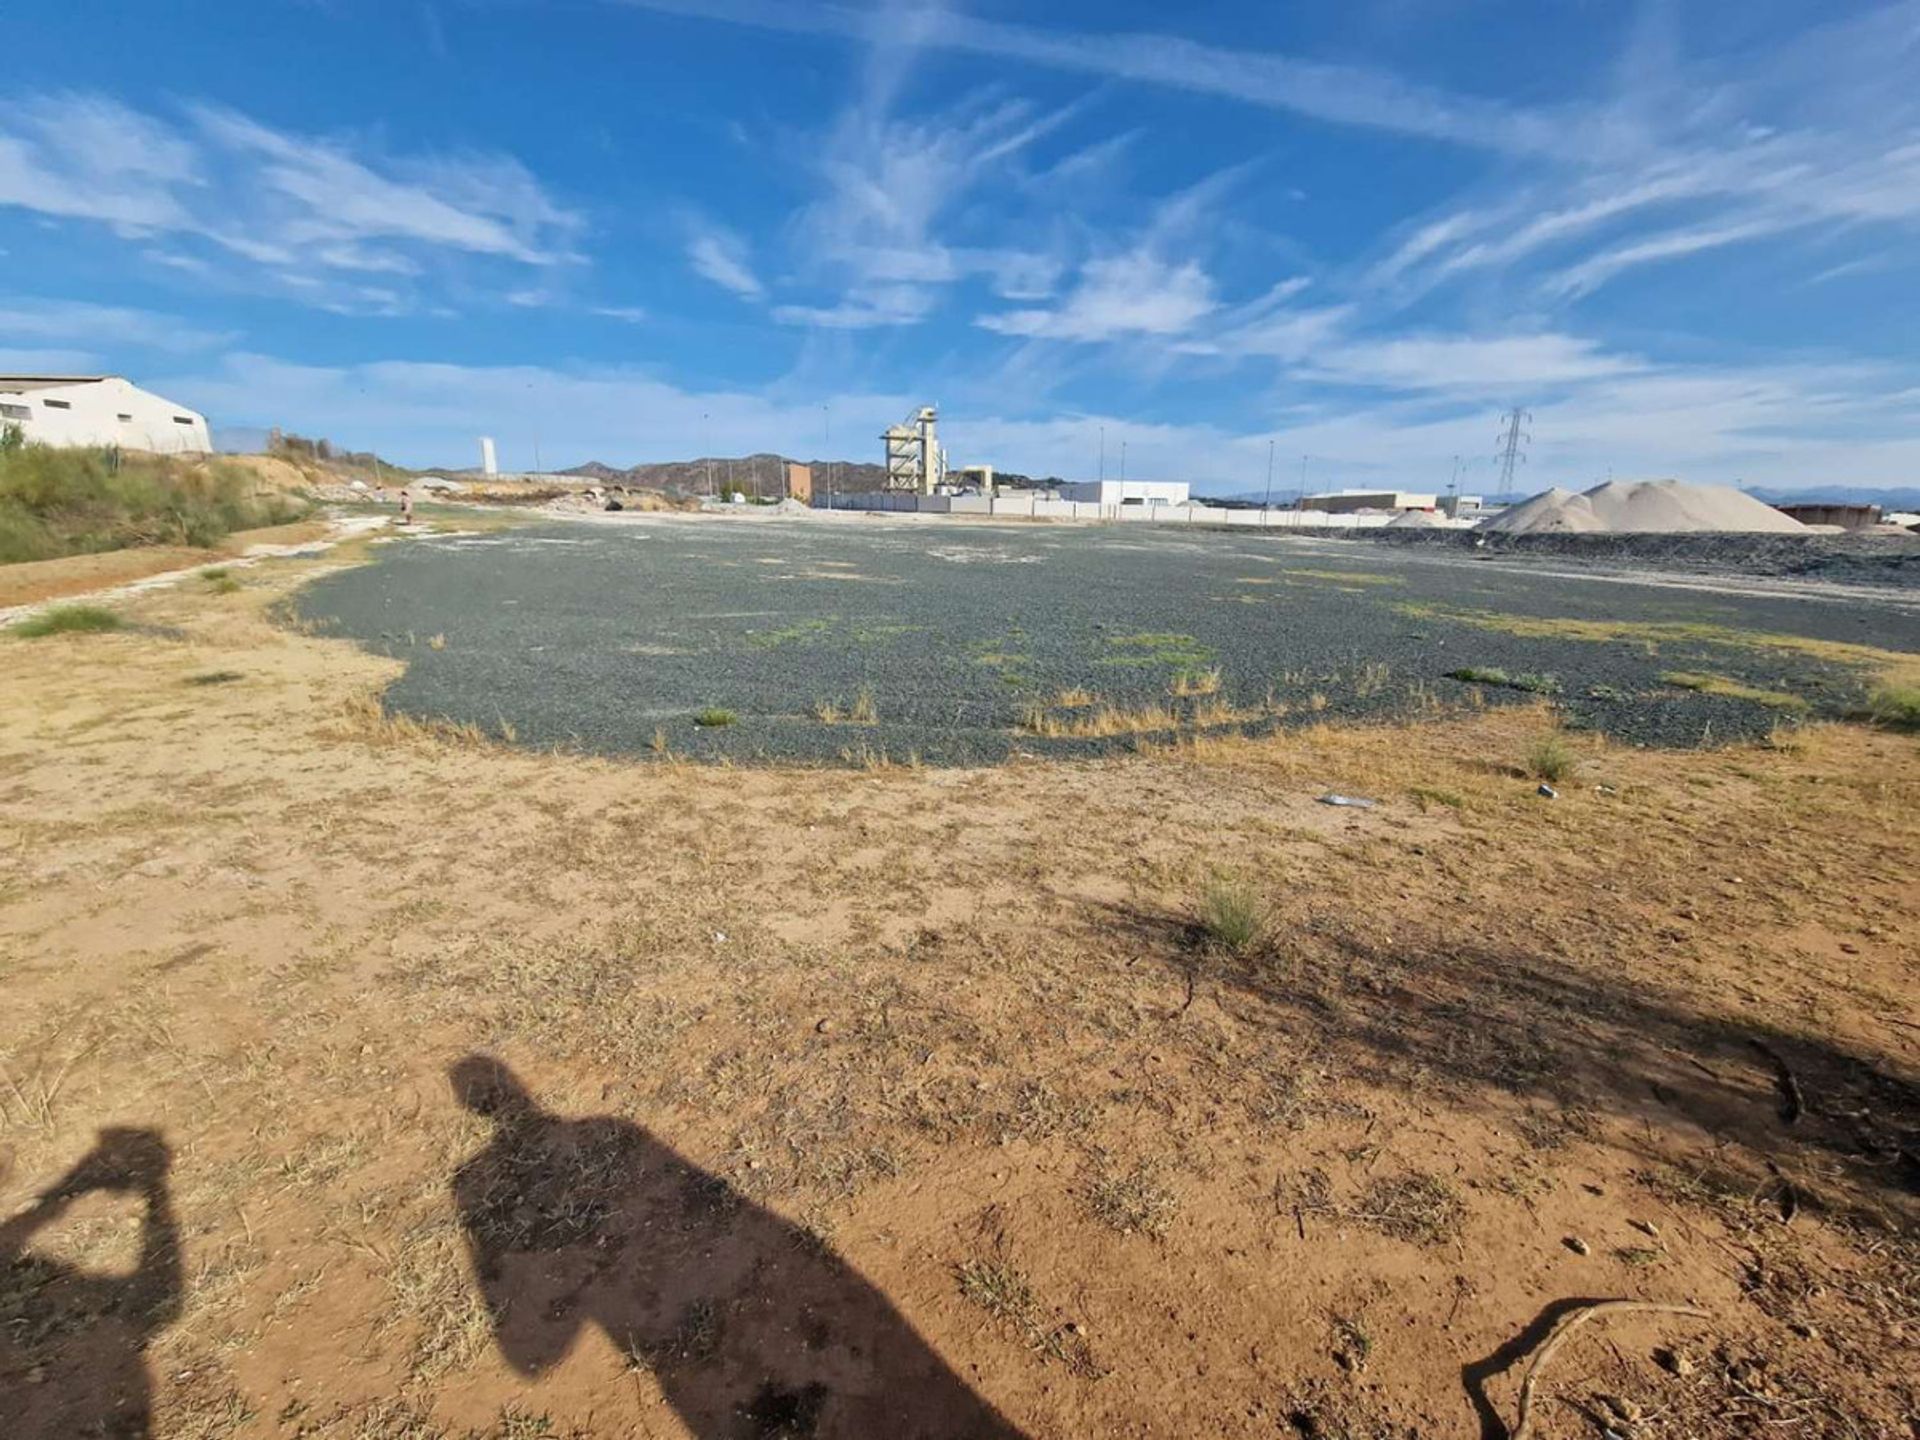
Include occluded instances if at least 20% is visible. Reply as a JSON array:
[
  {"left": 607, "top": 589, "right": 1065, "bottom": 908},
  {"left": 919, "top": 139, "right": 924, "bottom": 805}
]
[
  {"left": 956, "top": 1256, "right": 1098, "bottom": 1375},
  {"left": 1053, "top": 686, "right": 1097, "bottom": 709},
  {"left": 812, "top": 699, "right": 842, "bottom": 725},
  {"left": 847, "top": 687, "right": 879, "bottom": 724},
  {"left": 14, "top": 604, "right": 124, "bottom": 638},
  {"left": 201, "top": 568, "right": 242, "bottom": 594},
  {"left": 1861, "top": 684, "right": 1920, "bottom": 731},
  {"left": 1087, "top": 1161, "right": 1178, "bottom": 1238},
  {"left": 1660, "top": 670, "right": 1807, "bottom": 711},
  {"left": 1195, "top": 870, "right": 1267, "bottom": 954},
  {"left": 1168, "top": 666, "right": 1222, "bottom": 698},
  {"left": 1355, "top": 1173, "right": 1464, "bottom": 1246},
  {"left": 693, "top": 707, "right": 737, "bottom": 728},
  {"left": 426, "top": 633, "right": 447, "bottom": 651},
  {"left": 1526, "top": 732, "right": 1576, "bottom": 783},
  {"left": 1407, "top": 784, "right": 1465, "bottom": 811},
  {"left": 186, "top": 670, "right": 244, "bottom": 687},
  {"left": 1447, "top": 665, "right": 1561, "bottom": 695}
]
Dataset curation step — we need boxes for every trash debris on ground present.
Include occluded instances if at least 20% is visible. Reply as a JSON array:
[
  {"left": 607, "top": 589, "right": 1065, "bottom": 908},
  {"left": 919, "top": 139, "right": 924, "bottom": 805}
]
[
  {"left": 1537, "top": 784, "right": 1559, "bottom": 799},
  {"left": 1318, "top": 794, "right": 1377, "bottom": 809}
]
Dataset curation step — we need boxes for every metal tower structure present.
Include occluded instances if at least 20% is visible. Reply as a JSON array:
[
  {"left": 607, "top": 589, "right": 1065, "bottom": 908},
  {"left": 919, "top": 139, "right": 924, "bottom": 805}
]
[
  {"left": 1494, "top": 407, "right": 1532, "bottom": 502},
  {"left": 882, "top": 405, "right": 947, "bottom": 493}
]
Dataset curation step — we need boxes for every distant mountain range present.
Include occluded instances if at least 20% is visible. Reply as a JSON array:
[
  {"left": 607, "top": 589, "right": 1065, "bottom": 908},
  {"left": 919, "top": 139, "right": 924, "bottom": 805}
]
[{"left": 556, "top": 453, "right": 1060, "bottom": 494}]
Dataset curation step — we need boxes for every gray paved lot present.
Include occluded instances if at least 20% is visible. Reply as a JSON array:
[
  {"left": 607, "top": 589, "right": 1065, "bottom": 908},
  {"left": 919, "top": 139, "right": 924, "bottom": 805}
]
[{"left": 295, "top": 517, "right": 1920, "bottom": 765}]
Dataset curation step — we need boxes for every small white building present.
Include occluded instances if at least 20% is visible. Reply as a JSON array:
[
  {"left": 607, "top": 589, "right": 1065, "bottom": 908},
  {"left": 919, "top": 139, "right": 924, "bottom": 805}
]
[
  {"left": 1058, "top": 479, "right": 1190, "bottom": 506},
  {"left": 0, "top": 375, "right": 213, "bottom": 455}
]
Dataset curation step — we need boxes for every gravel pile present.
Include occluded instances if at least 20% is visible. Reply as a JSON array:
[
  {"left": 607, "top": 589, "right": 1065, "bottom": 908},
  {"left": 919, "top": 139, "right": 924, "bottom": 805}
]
[{"left": 1485, "top": 479, "right": 1808, "bottom": 535}]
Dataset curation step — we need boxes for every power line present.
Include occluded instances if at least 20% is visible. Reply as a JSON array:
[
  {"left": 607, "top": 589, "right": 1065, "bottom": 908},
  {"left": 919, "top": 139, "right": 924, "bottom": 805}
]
[{"left": 1495, "top": 407, "right": 1532, "bottom": 503}]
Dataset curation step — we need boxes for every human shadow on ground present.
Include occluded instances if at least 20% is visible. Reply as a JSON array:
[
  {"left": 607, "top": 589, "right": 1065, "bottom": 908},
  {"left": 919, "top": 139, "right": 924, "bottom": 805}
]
[
  {"left": 447, "top": 1055, "right": 1028, "bottom": 1440},
  {"left": 0, "top": 1127, "right": 182, "bottom": 1439}
]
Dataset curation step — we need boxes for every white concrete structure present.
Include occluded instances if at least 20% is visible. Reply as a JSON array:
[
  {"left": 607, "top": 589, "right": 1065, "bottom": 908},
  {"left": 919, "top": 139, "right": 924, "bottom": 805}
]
[
  {"left": 480, "top": 436, "right": 498, "bottom": 476},
  {"left": 1299, "top": 489, "right": 1437, "bottom": 514},
  {"left": 1058, "top": 479, "right": 1191, "bottom": 505},
  {"left": 0, "top": 375, "right": 212, "bottom": 454}
]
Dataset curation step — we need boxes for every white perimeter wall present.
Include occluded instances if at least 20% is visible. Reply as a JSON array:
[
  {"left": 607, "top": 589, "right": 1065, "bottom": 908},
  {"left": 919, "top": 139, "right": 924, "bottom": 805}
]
[
  {"left": 823, "top": 492, "right": 1479, "bottom": 529},
  {"left": 0, "top": 377, "right": 213, "bottom": 455}
]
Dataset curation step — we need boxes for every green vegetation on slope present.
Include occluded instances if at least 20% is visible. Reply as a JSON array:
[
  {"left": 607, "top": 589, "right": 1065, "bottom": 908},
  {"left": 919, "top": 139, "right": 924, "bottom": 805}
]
[{"left": 0, "top": 427, "right": 313, "bottom": 564}]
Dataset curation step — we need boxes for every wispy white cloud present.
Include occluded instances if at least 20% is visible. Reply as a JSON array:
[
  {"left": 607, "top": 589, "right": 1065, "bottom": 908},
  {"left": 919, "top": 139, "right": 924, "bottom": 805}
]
[
  {"left": 0, "top": 297, "right": 234, "bottom": 352},
  {"left": 980, "top": 252, "right": 1215, "bottom": 342},
  {"left": 614, "top": 0, "right": 1577, "bottom": 155},
  {"left": 0, "top": 94, "right": 582, "bottom": 309},
  {"left": 590, "top": 305, "right": 649, "bottom": 323},
  {"left": 685, "top": 222, "right": 763, "bottom": 298}
]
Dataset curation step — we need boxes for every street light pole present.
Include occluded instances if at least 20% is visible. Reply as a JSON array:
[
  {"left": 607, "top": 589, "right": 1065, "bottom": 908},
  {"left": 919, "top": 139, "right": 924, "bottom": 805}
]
[
  {"left": 822, "top": 405, "right": 832, "bottom": 512},
  {"left": 703, "top": 413, "right": 712, "bottom": 497},
  {"left": 1099, "top": 425, "right": 1105, "bottom": 484},
  {"left": 1263, "top": 438, "right": 1275, "bottom": 511}
]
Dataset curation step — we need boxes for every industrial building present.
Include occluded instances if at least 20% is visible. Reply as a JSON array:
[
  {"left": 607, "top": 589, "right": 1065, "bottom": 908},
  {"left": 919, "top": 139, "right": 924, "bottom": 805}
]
[
  {"left": 1771, "top": 502, "right": 1882, "bottom": 530},
  {"left": 0, "top": 375, "right": 212, "bottom": 454},
  {"left": 1058, "top": 480, "right": 1190, "bottom": 506},
  {"left": 1299, "top": 489, "right": 1437, "bottom": 514}
]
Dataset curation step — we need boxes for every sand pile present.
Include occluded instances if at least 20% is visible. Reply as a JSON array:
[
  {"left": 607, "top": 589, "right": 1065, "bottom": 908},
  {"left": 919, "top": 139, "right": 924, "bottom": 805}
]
[
  {"left": 1386, "top": 508, "right": 1447, "bottom": 529},
  {"left": 1482, "top": 479, "right": 1807, "bottom": 535}
]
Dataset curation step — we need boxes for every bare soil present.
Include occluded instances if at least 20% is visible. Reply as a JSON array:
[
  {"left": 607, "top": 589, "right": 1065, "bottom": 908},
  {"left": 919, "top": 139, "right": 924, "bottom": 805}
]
[
  {"left": 0, "top": 519, "right": 332, "bottom": 608},
  {"left": 1, "top": 542, "right": 1914, "bottom": 1439}
]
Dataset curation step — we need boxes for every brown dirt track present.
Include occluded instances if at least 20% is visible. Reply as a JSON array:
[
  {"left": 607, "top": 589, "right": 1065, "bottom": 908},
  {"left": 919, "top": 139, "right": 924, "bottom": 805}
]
[{"left": 1, "top": 540, "right": 1915, "bottom": 1439}]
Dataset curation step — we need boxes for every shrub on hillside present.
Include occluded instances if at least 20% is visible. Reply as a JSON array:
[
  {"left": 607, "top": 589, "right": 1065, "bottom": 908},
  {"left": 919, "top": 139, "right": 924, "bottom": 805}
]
[{"left": 0, "top": 441, "right": 313, "bottom": 564}]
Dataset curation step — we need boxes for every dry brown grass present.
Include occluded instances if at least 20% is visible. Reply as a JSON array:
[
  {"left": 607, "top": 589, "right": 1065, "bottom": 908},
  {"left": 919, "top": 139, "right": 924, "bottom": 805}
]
[{"left": 1, "top": 540, "right": 1916, "bottom": 1440}]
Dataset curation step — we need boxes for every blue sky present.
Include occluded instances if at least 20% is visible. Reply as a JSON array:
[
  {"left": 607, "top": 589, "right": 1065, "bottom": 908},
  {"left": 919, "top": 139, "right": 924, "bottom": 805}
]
[{"left": 4, "top": 1, "right": 1918, "bottom": 493}]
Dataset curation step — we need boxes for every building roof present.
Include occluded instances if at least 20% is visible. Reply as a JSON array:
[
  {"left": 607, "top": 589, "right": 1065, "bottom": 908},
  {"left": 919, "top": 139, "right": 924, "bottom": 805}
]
[{"left": 0, "top": 375, "right": 114, "bottom": 392}]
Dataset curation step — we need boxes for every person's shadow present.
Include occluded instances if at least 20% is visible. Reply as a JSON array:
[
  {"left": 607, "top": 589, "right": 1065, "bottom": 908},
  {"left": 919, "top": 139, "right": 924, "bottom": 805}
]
[
  {"left": 448, "top": 1055, "right": 1027, "bottom": 1439},
  {"left": 0, "top": 1127, "right": 182, "bottom": 1439}
]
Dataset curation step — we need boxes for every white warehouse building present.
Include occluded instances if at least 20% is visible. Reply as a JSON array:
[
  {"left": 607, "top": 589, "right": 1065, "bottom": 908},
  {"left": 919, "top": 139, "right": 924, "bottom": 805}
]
[
  {"left": 1057, "top": 479, "right": 1190, "bottom": 506},
  {"left": 0, "top": 375, "right": 213, "bottom": 455}
]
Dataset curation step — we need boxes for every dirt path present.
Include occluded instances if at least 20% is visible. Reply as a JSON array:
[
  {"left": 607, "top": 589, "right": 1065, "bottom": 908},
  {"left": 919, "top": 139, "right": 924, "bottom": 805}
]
[{"left": 1, "top": 545, "right": 1914, "bottom": 1439}]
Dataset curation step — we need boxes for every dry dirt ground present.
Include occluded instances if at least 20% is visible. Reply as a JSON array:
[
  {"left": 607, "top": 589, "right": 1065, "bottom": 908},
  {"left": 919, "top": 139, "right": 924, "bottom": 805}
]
[{"left": 1, "top": 539, "right": 1915, "bottom": 1440}]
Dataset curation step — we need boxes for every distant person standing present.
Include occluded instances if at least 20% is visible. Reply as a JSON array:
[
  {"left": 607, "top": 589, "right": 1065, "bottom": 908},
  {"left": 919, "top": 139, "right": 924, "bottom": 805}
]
[{"left": 399, "top": 488, "right": 414, "bottom": 525}]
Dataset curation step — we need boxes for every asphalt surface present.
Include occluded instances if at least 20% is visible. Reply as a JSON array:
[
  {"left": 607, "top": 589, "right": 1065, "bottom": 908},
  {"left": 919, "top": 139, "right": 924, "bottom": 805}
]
[{"left": 295, "top": 518, "right": 1920, "bottom": 765}]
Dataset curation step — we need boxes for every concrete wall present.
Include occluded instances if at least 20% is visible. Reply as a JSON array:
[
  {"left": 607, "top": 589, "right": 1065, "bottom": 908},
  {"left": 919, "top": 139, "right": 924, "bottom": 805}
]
[
  {"left": 0, "top": 376, "right": 212, "bottom": 455},
  {"left": 1057, "top": 480, "right": 1191, "bottom": 505},
  {"left": 821, "top": 492, "right": 1434, "bottom": 528}
]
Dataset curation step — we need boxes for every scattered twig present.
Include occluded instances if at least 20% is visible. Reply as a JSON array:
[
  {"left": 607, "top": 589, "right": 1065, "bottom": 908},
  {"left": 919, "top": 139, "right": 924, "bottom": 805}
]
[{"left": 1509, "top": 1300, "right": 1711, "bottom": 1440}]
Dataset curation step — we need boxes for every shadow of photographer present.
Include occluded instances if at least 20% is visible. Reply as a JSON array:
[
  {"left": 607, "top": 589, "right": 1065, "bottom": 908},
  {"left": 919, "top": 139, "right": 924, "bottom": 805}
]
[
  {"left": 0, "top": 1127, "right": 182, "bottom": 1439},
  {"left": 448, "top": 1054, "right": 1026, "bottom": 1439}
]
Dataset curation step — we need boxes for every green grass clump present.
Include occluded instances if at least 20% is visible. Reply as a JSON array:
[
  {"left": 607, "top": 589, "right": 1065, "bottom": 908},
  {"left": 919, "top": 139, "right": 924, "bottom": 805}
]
[
  {"left": 1660, "top": 670, "right": 1807, "bottom": 711},
  {"left": 14, "top": 604, "right": 124, "bottom": 637},
  {"left": 202, "top": 569, "right": 242, "bottom": 594},
  {"left": 1195, "top": 871, "right": 1267, "bottom": 953},
  {"left": 1526, "top": 732, "right": 1576, "bottom": 783},
  {"left": 1446, "top": 666, "right": 1561, "bottom": 695},
  {"left": 0, "top": 439, "right": 311, "bottom": 564},
  {"left": 1860, "top": 684, "right": 1920, "bottom": 731},
  {"left": 693, "top": 707, "right": 738, "bottom": 728}
]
